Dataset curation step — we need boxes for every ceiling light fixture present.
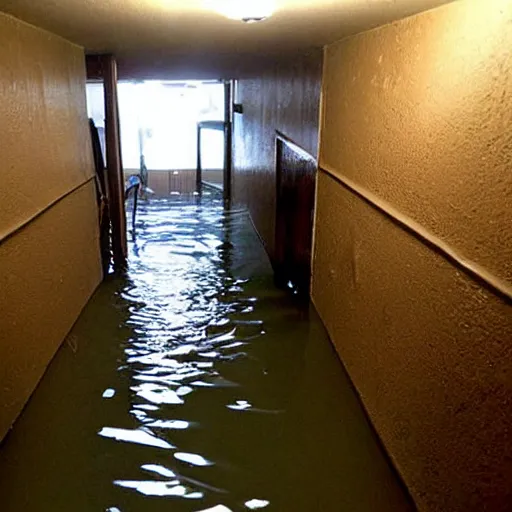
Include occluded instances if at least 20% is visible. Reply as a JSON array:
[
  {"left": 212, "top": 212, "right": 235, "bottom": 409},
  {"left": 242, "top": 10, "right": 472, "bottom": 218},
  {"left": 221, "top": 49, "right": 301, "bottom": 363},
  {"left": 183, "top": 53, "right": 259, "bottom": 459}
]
[{"left": 207, "top": 0, "right": 275, "bottom": 23}]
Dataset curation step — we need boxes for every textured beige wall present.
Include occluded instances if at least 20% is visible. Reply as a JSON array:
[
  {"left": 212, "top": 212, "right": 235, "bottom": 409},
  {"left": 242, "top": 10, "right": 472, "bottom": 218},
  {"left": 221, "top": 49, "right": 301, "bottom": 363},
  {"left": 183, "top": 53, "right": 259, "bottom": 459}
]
[
  {"left": 233, "top": 51, "right": 322, "bottom": 258},
  {"left": 0, "top": 13, "right": 94, "bottom": 240},
  {"left": 313, "top": 1, "right": 512, "bottom": 510},
  {"left": 321, "top": 0, "right": 512, "bottom": 287},
  {"left": 0, "top": 13, "right": 101, "bottom": 441}
]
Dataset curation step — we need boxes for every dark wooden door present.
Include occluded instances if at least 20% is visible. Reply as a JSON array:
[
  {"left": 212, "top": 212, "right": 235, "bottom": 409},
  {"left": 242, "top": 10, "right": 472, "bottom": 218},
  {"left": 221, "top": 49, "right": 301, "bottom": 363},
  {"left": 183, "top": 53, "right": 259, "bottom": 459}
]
[{"left": 275, "top": 134, "right": 317, "bottom": 297}]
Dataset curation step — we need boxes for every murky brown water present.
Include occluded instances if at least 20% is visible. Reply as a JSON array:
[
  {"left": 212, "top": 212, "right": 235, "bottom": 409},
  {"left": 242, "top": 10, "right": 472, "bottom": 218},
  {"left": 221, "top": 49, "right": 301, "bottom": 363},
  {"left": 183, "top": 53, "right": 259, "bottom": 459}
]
[{"left": 0, "top": 194, "right": 413, "bottom": 512}]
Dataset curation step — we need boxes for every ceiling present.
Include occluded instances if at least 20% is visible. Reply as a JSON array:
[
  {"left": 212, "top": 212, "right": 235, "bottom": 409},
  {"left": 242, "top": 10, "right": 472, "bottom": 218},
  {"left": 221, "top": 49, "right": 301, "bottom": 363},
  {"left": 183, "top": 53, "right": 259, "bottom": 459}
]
[{"left": 0, "top": 0, "right": 455, "bottom": 78}]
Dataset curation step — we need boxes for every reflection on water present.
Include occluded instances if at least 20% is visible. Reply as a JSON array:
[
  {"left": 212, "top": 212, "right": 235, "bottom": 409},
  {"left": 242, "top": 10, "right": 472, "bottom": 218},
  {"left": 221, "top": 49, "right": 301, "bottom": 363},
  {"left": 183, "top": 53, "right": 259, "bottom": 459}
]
[
  {"left": 245, "top": 499, "right": 270, "bottom": 510},
  {"left": 0, "top": 194, "right": 413, "bottom": 512},
  {"left": 98, "top": 426, "right": 175, "bottom": 449}
]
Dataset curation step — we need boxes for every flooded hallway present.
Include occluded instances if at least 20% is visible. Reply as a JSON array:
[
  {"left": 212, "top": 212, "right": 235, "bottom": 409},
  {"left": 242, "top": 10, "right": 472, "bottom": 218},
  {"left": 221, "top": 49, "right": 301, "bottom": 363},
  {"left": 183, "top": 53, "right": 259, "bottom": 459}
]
[
  {"left": 0, "top": 194, "right": 413, "bottom": 511},
  {"left": 1, "top": 1, "right": 512, "bottom": 511}
]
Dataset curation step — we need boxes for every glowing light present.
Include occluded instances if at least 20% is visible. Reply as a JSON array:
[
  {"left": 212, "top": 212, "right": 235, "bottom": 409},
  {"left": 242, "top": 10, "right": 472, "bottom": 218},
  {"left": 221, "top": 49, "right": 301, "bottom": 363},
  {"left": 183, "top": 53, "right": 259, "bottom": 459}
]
[{"left": 206, "top": 0, "right": 275, "bottom": 22}]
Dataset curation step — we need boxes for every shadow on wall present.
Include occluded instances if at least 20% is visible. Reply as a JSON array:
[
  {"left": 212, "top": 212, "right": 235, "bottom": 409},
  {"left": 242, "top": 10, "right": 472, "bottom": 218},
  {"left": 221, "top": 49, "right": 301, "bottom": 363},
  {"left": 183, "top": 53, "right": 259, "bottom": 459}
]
[
  {"left": 274, "top": 134, "right": 317, "bottom": 298},
  {"left": 232, "top": 49, "right": 322, "bottom": 261}
]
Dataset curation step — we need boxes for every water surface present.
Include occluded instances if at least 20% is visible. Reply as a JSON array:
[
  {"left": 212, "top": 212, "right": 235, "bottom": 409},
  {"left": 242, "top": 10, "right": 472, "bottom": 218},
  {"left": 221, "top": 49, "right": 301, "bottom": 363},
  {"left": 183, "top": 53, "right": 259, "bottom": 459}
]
[{"left": 0, "top": 194, "right": 413, "bottom": 512}]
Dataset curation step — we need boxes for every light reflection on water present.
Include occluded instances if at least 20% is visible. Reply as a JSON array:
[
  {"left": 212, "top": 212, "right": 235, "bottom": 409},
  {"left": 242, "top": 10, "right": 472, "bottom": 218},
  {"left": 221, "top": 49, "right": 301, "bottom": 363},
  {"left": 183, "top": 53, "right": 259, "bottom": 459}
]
[
  {"left": 103, "top": 197, "right": 275, "bottom": 510},
  {"left": 98, "top": 426, "right": 175, "bottom": 449},
  {"left": 0, "top": 194, "right": 413, "bottom": 512}
]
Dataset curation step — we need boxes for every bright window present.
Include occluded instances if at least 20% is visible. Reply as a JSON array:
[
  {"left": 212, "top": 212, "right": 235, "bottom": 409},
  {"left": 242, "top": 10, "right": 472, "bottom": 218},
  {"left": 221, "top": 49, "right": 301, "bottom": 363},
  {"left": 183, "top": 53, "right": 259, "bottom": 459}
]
[{"left": 86, "top": 80, "right": 225, "bottom": 171}]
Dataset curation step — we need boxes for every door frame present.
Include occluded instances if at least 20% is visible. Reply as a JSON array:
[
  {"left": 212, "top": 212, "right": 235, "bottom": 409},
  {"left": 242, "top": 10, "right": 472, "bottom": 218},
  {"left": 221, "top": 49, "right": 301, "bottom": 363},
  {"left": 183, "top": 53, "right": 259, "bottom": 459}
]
[{"left": 274, "top": 130, "right": 318, "bottom": 295}]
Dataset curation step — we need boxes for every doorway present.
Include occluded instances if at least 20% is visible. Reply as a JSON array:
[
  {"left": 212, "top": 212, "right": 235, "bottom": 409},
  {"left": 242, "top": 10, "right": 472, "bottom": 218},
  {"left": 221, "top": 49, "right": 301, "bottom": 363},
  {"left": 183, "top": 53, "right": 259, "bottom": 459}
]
[
  {"left": 274, "top": 132, "right": 317, "bottom": 297},
  {"left": 86, "top": 80, "right": 226, "bottom": 196}
]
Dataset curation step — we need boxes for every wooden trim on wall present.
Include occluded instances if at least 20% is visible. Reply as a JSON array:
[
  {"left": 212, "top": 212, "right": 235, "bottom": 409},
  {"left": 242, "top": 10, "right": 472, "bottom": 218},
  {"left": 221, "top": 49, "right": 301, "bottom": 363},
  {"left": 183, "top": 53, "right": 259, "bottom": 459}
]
[
  {"left": 102, "top": 55, "right": 128, "bottom": 270},
  {"left": 319, "top": 165, "right": 512, "bottom": 304}
]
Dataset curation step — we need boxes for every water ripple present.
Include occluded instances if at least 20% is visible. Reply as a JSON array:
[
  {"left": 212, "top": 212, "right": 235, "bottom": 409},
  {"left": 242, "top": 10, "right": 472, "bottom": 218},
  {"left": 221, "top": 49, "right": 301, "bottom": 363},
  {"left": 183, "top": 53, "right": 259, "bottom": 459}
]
[{"left": 99, "top": 197, "right": 271, "bottom": 509}]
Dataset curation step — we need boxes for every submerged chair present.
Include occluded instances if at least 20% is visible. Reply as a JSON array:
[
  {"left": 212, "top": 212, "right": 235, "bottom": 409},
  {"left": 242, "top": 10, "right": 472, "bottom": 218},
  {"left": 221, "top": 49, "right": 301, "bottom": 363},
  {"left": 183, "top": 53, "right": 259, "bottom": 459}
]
[{"left": 125, "top": 175, "right": 141, "bottom": 232}]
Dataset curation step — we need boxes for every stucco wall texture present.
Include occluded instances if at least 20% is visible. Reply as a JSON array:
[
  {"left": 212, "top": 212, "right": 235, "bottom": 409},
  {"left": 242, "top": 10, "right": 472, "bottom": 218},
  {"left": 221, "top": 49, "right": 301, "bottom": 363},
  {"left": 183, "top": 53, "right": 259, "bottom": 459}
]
[
  {"left": 313, "top": 1, "right": 512, "bottom": 510},
  {"left": 0, "top": 13, "right": 101, "bottom": 441},
  {"left": 233, "top": 51, "right": 322, "bottom": 259}
]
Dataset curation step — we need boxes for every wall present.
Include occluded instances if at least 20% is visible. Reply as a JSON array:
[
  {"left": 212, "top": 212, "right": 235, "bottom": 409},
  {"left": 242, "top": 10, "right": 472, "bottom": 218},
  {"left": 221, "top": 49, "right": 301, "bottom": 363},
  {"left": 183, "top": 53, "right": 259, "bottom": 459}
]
[
  {"left": 0, "top": 13, "right": 101, "bottom": 441},
  {"left": 233, "top": 50, "right": 322, "bottom": 259},
  {"left": 313, "top": 1, "right": 512, "bottom": 510}
]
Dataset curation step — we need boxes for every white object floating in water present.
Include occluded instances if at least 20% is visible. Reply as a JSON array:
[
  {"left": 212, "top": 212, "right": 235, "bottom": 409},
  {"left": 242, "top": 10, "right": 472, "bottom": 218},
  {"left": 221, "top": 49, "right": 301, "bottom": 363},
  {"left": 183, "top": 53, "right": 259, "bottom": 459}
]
[
  {"left": 174, "top": 452, "right": 214, "bottom": 467},
  {"left": 106, "top": 508, "right": 122, "bottom": 512},
  {"left": 102, "top": 388, "right": 116, "bottom": 399},
  {"left": 245, "top": 499, "right": 270, "bottom": 509},
  {"left": 98, "top": 427, "right": 174, "bottom": 449}
]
